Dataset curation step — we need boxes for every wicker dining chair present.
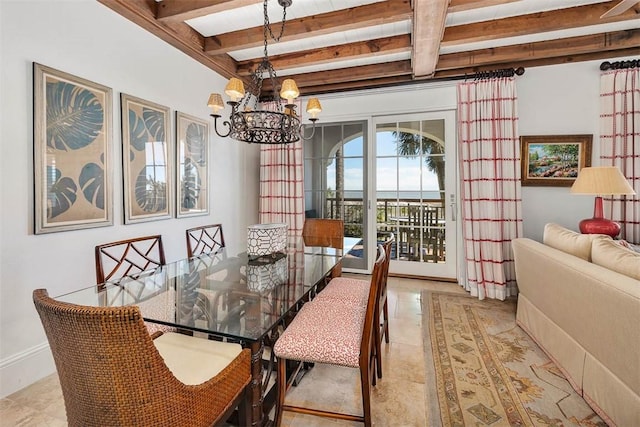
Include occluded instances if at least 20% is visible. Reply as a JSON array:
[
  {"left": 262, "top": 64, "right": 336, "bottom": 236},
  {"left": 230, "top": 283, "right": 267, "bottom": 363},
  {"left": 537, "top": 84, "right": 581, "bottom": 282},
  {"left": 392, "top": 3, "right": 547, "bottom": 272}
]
[
  {"left": 186, "top": 224, "right": 226, "bottom": 258},
  {"left": 33, "top": 289, "right": 251, "bottom": 427}
]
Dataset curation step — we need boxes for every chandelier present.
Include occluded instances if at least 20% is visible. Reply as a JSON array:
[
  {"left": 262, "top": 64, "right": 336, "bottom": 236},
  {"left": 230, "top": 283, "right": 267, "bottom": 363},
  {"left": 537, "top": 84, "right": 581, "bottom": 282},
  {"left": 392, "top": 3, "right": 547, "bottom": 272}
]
[{"left": 207, "top": 0, "right": 322, "bottom": 144}]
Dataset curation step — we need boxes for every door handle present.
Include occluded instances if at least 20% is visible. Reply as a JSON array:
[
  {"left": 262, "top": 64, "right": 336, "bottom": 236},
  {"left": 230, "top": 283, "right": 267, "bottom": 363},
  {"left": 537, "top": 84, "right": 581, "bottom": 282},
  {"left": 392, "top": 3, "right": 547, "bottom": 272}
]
[{"left": 449, "top": 194, "right": 456, "bottom": 222}]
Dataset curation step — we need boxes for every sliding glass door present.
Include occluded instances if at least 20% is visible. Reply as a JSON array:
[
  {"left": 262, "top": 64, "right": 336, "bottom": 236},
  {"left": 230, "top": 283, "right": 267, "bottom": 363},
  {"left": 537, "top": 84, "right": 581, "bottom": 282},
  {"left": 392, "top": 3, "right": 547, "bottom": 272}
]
[
  {"left": 373, "top": 110, "right": 457, "bottom": 279},
  {"left": 303, "top": 121, "right": 368, "bottom": 270}
]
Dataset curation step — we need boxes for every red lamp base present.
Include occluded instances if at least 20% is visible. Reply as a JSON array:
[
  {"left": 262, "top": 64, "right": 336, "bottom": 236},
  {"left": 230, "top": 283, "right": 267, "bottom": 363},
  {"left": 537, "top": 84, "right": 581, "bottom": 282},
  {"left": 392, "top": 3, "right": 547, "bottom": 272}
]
[
  {"left": 578, "top": 195, "right": 621, "bottom": 238},
  {"left": 578, "top": 218, "right": 620, "bottom": 238}
]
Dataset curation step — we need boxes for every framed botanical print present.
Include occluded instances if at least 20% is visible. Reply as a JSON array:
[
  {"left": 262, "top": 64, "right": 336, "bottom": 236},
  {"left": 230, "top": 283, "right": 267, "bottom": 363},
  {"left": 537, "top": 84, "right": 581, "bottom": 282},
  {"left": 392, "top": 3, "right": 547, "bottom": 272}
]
[
  {"left": 33, "top": 63, "right": 113, "bottom": 234},
  {"left": 176, "top": 111, "right": 209, "bottom": 218},
  {"left": 120, "top": 93, "right": 173, "bottom": 223}
]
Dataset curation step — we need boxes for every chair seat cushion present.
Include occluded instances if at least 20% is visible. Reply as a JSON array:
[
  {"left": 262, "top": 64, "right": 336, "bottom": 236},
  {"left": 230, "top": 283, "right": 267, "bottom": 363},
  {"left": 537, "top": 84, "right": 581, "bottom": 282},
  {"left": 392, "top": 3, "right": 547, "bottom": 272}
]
[
  {"left": 154, "top": 332, "right": 243, "bottom": 385},
  {"left": 315, "top": 277, "right": 370, "bottom": 307},
  {"left": 273, "top": 300, "right": 365, "bottom": 368}
]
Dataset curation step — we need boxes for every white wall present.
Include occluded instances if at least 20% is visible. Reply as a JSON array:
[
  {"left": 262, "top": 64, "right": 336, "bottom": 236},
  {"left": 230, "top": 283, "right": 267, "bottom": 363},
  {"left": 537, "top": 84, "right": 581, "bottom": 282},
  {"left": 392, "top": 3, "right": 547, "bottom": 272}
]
[{"left": 0, "top": 0, "right": 259, "bottom": 397}]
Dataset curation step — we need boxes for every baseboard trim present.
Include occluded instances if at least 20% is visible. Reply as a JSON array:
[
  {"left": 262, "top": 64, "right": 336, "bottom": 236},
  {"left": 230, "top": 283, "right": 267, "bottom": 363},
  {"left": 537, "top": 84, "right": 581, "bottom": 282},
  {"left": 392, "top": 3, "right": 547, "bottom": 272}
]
[{"left": 0, "top": 342, "right": 55, "bottom": 398}]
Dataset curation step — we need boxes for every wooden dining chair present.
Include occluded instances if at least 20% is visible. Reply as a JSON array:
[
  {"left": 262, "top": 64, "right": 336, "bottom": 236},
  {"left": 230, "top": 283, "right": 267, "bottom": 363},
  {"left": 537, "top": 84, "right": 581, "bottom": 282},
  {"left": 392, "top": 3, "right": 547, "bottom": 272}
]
[
  {"left": 33, "top": 289, "right": 251, "bottom": 427},
  {"left": 95, "top": 235, "right": 172, "bottom": 335},
  {"left": 186, "top": 224, "right": 226, "bottom": 258},
  {"left": 95, "top": 235, "right": 166, "bottom": 288},
  {"left": 273, "top": 245, "right": 386, "bottom": 426},
  {"left": 302, "top": 218, "right": 344, "bottom": 249},
  {"left": 312, "top": 235, "right": 394, "bottom": 381}
]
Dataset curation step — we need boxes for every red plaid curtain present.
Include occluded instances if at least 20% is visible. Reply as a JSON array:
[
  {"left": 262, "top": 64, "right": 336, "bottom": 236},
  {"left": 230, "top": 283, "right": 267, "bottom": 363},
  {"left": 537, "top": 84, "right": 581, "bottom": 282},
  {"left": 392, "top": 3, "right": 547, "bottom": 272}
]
[
  {"left": 258, "top": 100, "right": 305, "bottom": 237},
  {"left": 457, "top": 77, "right": 523, "bottom": 300},
  {"left": 600, "top": 66, "right": 640, "bottom": 244}
]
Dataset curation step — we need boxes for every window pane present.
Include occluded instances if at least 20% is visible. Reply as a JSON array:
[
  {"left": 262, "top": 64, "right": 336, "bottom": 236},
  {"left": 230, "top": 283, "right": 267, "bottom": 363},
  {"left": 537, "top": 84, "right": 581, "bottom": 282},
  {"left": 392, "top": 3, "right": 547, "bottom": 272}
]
[
  {"left": 376, "top": 125, "right": 397, "bottom": 156},
  {"left": 376, "top": 157, "right": 397, "bottom": 194},
  {"left": 343, "top": 158, "right": 363, "bottom": 192},
  {"left": 398, "top": 156, "right": 421, "bottom": 192}
]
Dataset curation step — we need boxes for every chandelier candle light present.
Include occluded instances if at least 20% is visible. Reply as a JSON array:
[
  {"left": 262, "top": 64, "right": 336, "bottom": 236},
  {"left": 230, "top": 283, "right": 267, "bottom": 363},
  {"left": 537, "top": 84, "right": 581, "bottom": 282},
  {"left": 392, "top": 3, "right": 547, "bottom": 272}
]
[
  {"left": 570, "top": 166, "right": 636, "bottom": 237},
  {"left": 207, "top": 0, "right": 321, "bottom": 144}
]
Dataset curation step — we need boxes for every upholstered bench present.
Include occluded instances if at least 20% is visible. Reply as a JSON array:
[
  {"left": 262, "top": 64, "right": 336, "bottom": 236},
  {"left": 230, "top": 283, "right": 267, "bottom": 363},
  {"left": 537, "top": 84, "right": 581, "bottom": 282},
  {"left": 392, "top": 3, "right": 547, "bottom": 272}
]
[{"left": 272, "top": 245, "right": 386, "bottom": 426}]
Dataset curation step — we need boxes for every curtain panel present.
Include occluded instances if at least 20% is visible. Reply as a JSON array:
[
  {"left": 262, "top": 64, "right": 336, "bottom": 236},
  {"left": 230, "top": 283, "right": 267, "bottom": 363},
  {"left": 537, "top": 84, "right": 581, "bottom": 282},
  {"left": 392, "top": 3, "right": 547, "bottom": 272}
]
[
  {"left": 457, "top": 77, "right": 523, "bottom": 300},
  {"left": 258, "top": 101, "right": 305, "bottom": 236},
  {"left": 600, "top": 66, "right": 640, "bottom": 244}
]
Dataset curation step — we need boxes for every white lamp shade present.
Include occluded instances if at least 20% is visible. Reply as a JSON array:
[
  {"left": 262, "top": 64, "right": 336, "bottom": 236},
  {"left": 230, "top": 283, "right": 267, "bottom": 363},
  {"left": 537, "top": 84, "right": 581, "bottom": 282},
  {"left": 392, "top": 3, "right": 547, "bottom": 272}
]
[{"left": 570, "top": 166, "right": 636, "bottom": 195}]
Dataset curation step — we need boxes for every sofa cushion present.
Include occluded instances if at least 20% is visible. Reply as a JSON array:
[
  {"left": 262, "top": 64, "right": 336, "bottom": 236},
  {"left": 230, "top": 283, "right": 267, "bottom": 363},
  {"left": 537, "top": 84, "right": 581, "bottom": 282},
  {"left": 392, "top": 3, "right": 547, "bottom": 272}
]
[
  {"left": 591, "top": 238, "right": 640, "bottom": 280},
  {"left": 542, "top": 223, "right": 609, "bottom": 261}
]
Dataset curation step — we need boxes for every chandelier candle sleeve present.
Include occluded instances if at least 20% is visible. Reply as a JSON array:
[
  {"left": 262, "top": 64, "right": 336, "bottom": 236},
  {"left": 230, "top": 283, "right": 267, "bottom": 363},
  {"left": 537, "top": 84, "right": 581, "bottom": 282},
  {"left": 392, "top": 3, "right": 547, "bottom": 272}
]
[{"left": 570, "top": 166, "right": 636, "bottom": 237}]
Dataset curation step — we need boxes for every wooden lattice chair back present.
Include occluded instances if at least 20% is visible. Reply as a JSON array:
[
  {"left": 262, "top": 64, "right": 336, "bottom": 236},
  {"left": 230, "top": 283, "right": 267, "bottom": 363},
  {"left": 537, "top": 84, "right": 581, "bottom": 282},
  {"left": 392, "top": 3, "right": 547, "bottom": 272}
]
[
  {"left": 32, "top": 289, "right": 252, "bottom": 427},
  {"left": 186, "top": 224, "right": 225, "bottom": 258},
  {"left": 95, "top": 235, "right": 166, "bottom": 288},
  {"left": 302, "top": 218, "right": 344, "bottom": 249}
]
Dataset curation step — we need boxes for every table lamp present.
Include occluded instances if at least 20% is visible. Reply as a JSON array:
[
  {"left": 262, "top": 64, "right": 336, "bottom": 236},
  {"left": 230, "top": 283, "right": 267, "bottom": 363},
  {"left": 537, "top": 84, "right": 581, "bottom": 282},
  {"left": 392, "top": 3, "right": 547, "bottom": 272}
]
[{"left": 570, "top": 166, "right": 636, "bottom": 237}]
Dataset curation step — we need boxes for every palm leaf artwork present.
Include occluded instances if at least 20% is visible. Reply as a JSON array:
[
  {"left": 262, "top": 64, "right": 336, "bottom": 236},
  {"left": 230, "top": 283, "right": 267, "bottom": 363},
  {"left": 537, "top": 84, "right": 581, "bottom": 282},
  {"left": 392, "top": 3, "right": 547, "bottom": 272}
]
[
  {"left": 181, "top": 157, "right": 201, "bottom": 209},
  {"left": 79, "top": 162, "right": 105, "bottom": 210},
  {"left": 143, "top": 108, "right": 166, "bottom": 142},
  {"left": 128, "top": 109, "right": 149, "bottom": 152},
  {"left": 134, "top": 167, "right": 167, "bottom": 213},
  {"left": 127, "top": 105, "right": 168, "bottom": 213},
  {"left": 185, "top": 122, "right": 207, "bottom": 165},
  {"left": 46, "top": 82, "right": 103, "bottom": 151},
  {"left": 46, "top": 166, "right": 77, "bottom": 219}
]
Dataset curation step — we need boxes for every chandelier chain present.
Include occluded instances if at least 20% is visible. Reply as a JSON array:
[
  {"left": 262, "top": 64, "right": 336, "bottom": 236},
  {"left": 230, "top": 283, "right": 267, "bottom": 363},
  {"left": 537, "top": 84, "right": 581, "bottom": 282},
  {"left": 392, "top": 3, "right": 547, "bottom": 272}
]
[{"left": 263, "top": 0, "right": 288, "bottom": 43}]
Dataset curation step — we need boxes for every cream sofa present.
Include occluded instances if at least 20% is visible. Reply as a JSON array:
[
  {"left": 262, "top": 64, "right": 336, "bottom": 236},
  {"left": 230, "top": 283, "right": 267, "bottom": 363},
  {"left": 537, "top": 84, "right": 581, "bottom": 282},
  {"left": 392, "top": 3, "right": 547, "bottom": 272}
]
[{"left": 512, "top": 223, "right": 640, "bottom": 427}]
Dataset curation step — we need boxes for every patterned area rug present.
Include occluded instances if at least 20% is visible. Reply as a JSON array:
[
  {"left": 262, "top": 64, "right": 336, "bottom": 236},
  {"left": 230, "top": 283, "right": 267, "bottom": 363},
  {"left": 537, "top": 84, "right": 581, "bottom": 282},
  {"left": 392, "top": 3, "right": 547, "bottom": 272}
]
[{"left": 421, "top": 291, "right": 606, "bottom": 427}]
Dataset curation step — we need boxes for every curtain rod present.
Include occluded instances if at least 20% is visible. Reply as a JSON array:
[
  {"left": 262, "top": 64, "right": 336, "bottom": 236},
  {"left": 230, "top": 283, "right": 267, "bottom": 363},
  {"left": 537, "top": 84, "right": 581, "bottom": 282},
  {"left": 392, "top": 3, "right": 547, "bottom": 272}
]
[{"left": 600, "top": 59, "right": 639, "bottom": 70}]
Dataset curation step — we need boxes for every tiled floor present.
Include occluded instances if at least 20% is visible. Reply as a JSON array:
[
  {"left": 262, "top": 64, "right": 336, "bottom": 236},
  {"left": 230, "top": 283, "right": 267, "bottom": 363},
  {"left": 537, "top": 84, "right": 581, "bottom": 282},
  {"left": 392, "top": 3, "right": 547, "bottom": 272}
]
[{"left": 1, "top": 276, "right": 465, "bottom": 427}]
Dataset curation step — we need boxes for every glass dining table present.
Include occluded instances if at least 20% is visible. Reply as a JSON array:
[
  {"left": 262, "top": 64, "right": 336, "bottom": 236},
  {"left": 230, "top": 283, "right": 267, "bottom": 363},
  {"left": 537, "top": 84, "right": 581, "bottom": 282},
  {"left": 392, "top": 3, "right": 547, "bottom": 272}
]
[{"left": 56, "top": 236, "right": 360, "bottom": 427}]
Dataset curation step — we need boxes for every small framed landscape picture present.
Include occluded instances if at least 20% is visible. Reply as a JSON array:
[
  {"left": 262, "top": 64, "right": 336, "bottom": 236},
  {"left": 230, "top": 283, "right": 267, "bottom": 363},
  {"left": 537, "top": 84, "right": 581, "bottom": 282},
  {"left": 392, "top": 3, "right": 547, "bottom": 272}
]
[
  {"left": 520, "top": 134, "right": 592, "bottom": 187},
  {"left": 176, "top": 111, "right": 209, "bottom": 218}
]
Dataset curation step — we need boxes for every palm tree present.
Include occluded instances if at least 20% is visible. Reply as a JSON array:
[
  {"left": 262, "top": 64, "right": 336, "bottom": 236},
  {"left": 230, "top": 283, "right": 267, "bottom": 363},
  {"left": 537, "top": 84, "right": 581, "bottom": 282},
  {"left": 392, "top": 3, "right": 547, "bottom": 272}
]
[{"left": 395, "top": 131, "right": 445, "bottom": 205}]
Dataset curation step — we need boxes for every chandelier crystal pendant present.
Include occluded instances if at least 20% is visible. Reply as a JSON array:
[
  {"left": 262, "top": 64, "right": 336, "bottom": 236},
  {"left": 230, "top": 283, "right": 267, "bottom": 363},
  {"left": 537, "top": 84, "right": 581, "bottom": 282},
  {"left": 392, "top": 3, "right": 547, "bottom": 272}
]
[{"left": 207, "top": 0, "right": 322, "bottom": 144}]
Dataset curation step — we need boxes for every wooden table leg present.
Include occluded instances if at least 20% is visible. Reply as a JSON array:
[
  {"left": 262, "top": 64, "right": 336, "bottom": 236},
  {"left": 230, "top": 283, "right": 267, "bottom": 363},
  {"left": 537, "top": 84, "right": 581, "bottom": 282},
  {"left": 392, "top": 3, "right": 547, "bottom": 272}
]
[{"left": 249, "top": 340, "right": 264, "bottom": 426}]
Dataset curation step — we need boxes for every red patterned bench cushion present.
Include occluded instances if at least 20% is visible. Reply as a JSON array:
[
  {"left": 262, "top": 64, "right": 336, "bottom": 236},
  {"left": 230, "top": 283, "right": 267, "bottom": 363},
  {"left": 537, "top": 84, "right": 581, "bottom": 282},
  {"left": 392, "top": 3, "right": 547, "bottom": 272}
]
[
  {"left": 315, "top": 277, "right": 370, "bottom": 307},
  {"left": 273, "top": 299, "right": 366, "bottom": 368}
]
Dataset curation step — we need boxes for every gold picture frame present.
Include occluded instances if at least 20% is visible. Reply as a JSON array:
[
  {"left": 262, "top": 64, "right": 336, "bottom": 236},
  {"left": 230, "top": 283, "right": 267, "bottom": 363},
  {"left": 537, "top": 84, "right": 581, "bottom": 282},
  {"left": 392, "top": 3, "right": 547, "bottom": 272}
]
[
  {"left": 520, "top": 134, "right": 592, "bottom": 187},
  {"left": 33, "top": 63, "right": 113, "bottom": 234}
]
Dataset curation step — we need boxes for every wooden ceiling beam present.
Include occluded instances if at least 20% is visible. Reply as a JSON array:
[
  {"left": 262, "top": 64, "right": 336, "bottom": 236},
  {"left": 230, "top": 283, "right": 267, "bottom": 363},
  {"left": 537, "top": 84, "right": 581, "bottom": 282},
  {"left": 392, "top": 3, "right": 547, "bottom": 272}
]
[
  {"left": 442, "top": 1, "right": 640, "bottom": 46},
  {"left": 236, "top": 35, "right": 411, "bottom": 76},
  {"left": 204, "top": 0, "right": 412, "bottom": 55},
  {"left": 260, "top": 60, "right": 413, "bottom": 92},
  {"left": 157, "top": 0, "right": 261, "bottom": 22},
  {"left": 412, "top": 0, "right": 449, "bottom": 77},
  {"left": 437, "top": 29, "right": 640, "bottom": 70},
  {"left": 448, "top": 0, "right": 521, "bottom": 13}
]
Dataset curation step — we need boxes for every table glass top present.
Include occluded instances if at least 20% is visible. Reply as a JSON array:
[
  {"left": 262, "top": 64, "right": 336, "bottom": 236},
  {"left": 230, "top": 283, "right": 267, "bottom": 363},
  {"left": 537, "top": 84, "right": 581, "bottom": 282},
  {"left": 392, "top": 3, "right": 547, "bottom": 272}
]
[{"left": 56, "top": 237, "right": 355, "bottom": 342}]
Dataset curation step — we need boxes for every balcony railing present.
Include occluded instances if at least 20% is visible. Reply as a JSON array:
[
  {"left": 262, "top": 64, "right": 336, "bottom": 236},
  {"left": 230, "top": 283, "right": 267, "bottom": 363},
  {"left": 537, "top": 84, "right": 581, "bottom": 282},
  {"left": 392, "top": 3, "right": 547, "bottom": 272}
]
[{"left": 319, "top": 197, "right": 446, "bottom": 263}]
